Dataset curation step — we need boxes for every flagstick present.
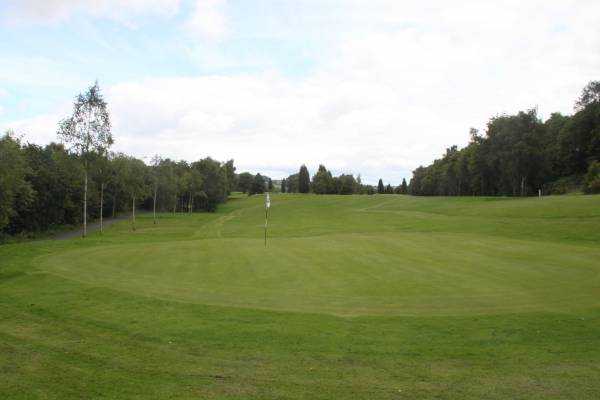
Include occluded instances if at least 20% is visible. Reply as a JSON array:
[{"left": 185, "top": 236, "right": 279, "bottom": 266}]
[{"left": 264, "top": 192, "right": 270, "bottom": 247}]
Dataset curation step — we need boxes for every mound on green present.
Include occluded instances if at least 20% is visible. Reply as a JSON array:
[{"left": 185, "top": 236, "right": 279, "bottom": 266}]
[{"left": 1, "top": 194, "right": 599, "bottom": 399}]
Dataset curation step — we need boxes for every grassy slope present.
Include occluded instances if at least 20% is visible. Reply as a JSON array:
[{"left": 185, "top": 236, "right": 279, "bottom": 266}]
[{"left": 1, "top": 194, "right": 599, "bottom": 399}]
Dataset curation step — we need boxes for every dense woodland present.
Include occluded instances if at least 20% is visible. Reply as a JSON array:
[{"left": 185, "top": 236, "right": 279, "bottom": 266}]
[
  {"left": 408, "top": 81, "right": 600, "bottom": 196},
  {"left": 0, "top": 132, "right": 238, "bottom": 236}
]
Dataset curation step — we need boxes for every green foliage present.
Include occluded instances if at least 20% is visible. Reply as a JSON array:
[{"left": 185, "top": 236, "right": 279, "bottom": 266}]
[
  {"left": 0, "top": 132, "right": 33, "bottom": 232},
  {"left": 298, "top": 164, "right": 310, "bottom": 193},
  {"left": 114, "top": 154, "right": 148, "bottom": 201},
  {"left": 285, "top": 173, "right": 299, "bottom": 193},
  {"left": 236, "top": 172, "right": 254, "bottom": 193},
  {"left": 411, "top": 82, "right": 600, "bottom": 196},
  {"left": 575, "top": 80, "right": 600, "bottom": 111},
  {"left": 0, "top": 147, "right": 235, "bottom": 235},
  {"left": 192, "top": 157, "right": 228, "bottom": 212},
  {"left": 337, "top": 174, "right": 357, "bottom": 194},
  {"left": 312, "top": 164, "right": 334, "bottom": 194},
  {"left": 222, "top": 159, "right": 236, "bottom": 194},
  {"left": 1, "top": 84, "right": 236, "bottom": 237},
  {"left": 584, "top": 161, "right": 600, "bottom": 194},
  {"left": 293, "top": 165, "right": 371, "bottom": 195},
  {"left": 400, "top": 178, "right": 408, "bottom": 193},
  {"left": 559, "top": 101, "right": 600, "bottom": 175},
  {"left": 249, "top": 173, "right": 265, "bottom": 195},
  {"left": 57, "top": 81, "right": 113, "bottom": 162},
  {"left": 149, "top": 158, "right": 178, "bottom": 212},
  {"left": 5, "top": 141, "right": 83, "bottom": 234},
  {"left": 544, "top": 176, "right": 582, "bottom": 195},
  {"left": 377, "top": 178, "right": 384, "bottom": 193}
]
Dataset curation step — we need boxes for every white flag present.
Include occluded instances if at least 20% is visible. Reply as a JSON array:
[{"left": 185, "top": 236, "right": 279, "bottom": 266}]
[{"left": 265, "top": 192, "right": 271, "bottom": 209}]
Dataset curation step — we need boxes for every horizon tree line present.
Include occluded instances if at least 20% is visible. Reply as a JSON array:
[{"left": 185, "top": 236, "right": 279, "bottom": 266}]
[{"left": 279, "top": 164, "right": 408, "bottom": 195}]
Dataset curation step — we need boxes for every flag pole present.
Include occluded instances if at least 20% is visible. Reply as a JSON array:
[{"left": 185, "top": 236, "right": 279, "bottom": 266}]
[{"left": 264, "top": 192, "right": 270, "bottom": 247}]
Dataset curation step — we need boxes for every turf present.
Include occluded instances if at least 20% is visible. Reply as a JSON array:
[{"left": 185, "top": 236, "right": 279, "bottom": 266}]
[{"left": 1, "top": 194, "right": 599, "bottom": 398}]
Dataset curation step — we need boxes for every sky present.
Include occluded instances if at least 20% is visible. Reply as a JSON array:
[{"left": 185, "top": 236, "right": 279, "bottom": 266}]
[{"left": 1, "top": 0, "right": 599, "bottom": 184}]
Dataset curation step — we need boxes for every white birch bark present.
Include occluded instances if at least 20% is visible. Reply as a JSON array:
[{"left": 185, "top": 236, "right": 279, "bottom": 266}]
[
  {"left": 83, "top": 169, "right": 87, "bottom": 238},
  {"left": 100, "top": 182, "right": 104, "bottom": 233}
]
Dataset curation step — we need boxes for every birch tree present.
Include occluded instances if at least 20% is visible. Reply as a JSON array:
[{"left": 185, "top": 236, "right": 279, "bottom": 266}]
[
  {"left": 150, "top": 155, "right": 161, "bottom": 224},
  {"left": 121, "top": 156, "right": 148, "bottom": 231},
  {"left": 57, "top": 82, "right": 112, "bottom": 237},
  {"left": 89, "top": 151, "right": 114, "bottom": 233},
  {"left": 182, "top": 169, "right": 203, "bottom": 214}
]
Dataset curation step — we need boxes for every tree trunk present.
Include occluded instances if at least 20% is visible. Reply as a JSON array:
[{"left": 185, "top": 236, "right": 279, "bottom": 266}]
[
  {"left": 173, "top": 195, "right": 177, "bottom": 214},
  {"left": 153, "top": 186, "right": 157, "bottom": 224},
  {"left": 112, "top": 193, "right": 117, "bottom": 218},
  {"left": 521, "top": 176, "right": 525, "bottom": 196},
  {"left": 83, "top": 169, "right": 87, "bottom": 238},
  {"left": 100, "top": 182, "right": 104, "bottom": 234},
  {"left": 132, "top": 194, "right": 136, "bottom": 231}
]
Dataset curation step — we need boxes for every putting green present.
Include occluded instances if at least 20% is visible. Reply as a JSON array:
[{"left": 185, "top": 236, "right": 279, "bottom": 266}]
[{"left": 36, "top": 194, "right": 600, "bottom": 316}]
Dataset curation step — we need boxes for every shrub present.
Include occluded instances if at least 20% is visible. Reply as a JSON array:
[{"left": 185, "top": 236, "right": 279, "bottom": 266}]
[
  {"left": 544, "top": 176, "right": 582, "bottom": 195},
  {"left": 583, "top": 161, "right": 600, "bottom": 194}
]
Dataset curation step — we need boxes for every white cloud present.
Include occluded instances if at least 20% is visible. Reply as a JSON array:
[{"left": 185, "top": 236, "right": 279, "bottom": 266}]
[
  {"left": 2, "top": 0, "right": 181, "bottom": 27},
  {"left": 3, "top": 1, "right": 600, "bottom": 184},
  {"left": 5, "top": 111, "right": 67, "bottom": 144},
  {"left": 184, "top": 0, "right": 229, "bottom": 41}
]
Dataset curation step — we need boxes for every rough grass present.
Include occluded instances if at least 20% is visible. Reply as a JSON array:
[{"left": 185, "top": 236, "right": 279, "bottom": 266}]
[{"left": 1, "top": 193, "right": 599, "bottom": 399}]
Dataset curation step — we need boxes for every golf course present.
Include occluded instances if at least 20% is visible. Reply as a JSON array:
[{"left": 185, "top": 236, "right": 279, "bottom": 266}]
[{"left": 1, "top": 193, "right": 599, "bottom": 399}]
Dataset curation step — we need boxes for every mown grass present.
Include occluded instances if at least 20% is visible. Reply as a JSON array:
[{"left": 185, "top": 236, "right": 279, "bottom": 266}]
[{"left": 1, "top": 193, "right": 599, "bottom": 399}]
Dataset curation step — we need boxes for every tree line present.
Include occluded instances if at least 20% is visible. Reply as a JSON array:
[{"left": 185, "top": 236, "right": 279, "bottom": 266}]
[
  {"left": 409, "top": 81, "right": 600, "bottom": 196},
  {"left": 277, "top": 164, "right": 407, "bottom": 195},
  {"left": 0, "top": 83, "right": 236, "bottom": 239},
  {"left": 235, "top": 172, "right": 273, "bottom": 195}
]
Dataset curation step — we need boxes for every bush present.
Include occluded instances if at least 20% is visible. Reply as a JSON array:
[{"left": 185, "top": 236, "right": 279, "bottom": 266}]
[
  {"left": 544, "top": 176, "right": 582, "bottom": 195},
  {"left": 583, "top": 161, "right": 600, "bottom": 194}
]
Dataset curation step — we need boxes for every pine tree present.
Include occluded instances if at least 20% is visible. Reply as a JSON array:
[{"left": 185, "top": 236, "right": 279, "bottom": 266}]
[
  {"left": 299, "top": 165, "right": 310, "bottom": 193},
  {"left": 401, "top": 178, "right": 408, "bottom": 194},
  {"left": 377, "top": 178, "right": 384, "bottom": 194}
]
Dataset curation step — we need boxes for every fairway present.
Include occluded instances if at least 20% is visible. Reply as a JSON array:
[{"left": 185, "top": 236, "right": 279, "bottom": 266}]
[{"left": 2, "top": 194, "right": 600, "bottom": 398}]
